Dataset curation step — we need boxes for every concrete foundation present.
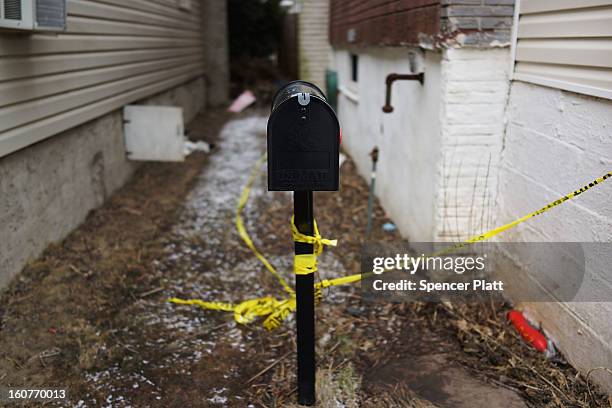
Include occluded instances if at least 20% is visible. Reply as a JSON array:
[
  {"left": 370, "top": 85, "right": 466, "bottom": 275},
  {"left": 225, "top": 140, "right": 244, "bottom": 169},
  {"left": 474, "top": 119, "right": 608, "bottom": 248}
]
[
  {"left": 0, "top": 77, "right": 206, "bottom": 288},
  {"left": 201, "top": 0, "right": 230, "bottom": 107}
]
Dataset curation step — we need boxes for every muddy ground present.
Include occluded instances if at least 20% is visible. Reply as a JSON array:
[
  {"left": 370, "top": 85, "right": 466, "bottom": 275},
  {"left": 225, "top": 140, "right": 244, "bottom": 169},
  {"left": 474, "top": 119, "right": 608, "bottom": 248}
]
[{"left": 0, "top": 111, "right": 609, "bottom": 408}]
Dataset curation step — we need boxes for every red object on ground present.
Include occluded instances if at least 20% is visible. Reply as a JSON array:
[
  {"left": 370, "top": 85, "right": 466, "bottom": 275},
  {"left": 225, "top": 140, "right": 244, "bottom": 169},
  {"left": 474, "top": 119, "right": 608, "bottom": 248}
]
[
  {"left": 508, "top": 310, "right": 548, "bottom": 352},
  {"left": 227, "top": 90, "right": 256, "bottom": 113},
  {"left": 339, "top": 128, "right": 343, "bottom": 145}
]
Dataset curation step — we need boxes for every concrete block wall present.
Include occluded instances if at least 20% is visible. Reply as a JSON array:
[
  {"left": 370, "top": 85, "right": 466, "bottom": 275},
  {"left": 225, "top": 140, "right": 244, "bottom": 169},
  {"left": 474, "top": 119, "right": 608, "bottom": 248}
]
[
  {"left": 499, "top": 81, "right": 612, "bottom": 392},
  {"left": 0, "top": 77, "right": 206, "bottom": 288},
  {"left": 201, "top": 0, "right": 230, "bottom": 107},
  {"left": 434, "top": 47, "right": 510, "bottom": 241},
  {"left": 441, "top": 0, "right": 515, "bottom": 46}
]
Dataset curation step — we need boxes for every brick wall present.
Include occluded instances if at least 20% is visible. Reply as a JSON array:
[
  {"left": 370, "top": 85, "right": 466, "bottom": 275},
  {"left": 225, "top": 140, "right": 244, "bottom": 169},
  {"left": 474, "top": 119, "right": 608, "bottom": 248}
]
[
  {"left": 329, "top": 0, "right": 441, "bottom": 47},
  {"left": 440, "top": 0, "right": 515, "bottom": 45},
  {"left": 299, "top": 0, "right": 332, "bottom": 88},
  {"left": 329, "top": 0, "right": 515, "bottom": 48},
  {"left": 434, "top": 48, "right": 510, "bottom": 241}
]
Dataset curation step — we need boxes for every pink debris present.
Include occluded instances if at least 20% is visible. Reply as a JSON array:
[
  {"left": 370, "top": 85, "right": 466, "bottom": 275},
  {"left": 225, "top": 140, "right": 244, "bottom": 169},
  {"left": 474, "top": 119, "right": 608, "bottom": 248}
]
[{"left": 228, "top": 90, "right": 256, "bottom": 113}]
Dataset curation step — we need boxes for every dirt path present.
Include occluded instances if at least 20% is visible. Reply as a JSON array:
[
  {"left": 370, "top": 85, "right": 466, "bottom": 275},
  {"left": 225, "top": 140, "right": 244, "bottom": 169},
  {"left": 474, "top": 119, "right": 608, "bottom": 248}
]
[{"left": 0, "top": 112, "right": 608, "bottom": 407}]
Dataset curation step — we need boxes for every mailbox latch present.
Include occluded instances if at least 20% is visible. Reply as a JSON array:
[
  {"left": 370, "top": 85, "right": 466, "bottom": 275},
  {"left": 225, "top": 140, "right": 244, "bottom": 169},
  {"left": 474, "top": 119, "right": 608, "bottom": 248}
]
[{"left": 298, "top": 93, "right": 311, "bottom": 106}]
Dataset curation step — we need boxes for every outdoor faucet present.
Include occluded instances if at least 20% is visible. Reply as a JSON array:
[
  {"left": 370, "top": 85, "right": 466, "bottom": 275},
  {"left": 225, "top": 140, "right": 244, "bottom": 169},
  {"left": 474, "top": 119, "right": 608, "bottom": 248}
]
[{"left": 382, "top": 73, "right": 425, "bottom": 113}]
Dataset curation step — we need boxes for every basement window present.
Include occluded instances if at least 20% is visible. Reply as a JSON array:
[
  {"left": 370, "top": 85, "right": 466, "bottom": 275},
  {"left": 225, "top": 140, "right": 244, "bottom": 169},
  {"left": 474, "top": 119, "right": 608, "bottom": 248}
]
[
  {"left": 350, "top": 54, "right": 359, "bottom": 82},
  {"left": 339, "top": 52, "right": 360, "bottom": 104}
]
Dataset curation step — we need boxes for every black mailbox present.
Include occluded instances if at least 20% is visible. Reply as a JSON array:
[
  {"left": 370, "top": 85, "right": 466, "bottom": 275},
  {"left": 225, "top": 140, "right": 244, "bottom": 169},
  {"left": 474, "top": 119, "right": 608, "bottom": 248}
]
[{"left": 267, "top": 81, "right": 340, "bottom": 191}]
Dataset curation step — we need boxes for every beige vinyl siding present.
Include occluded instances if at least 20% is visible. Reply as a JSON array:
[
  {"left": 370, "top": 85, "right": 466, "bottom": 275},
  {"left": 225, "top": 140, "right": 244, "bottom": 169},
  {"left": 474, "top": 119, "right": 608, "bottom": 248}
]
[
  {"left": 513, "top": 0, "right": 612, "bottom": 99},
  {"left": 0, "top": 0, "right": 204, "bottom": 158}
]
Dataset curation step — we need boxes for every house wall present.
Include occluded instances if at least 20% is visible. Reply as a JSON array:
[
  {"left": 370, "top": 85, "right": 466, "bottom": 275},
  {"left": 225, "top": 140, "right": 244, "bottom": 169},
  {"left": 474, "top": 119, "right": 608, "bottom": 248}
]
[
  {"left": 327, "top": 0, "right": 517, "bottom": 241},
  {"left": 328, "top": 0, "right": 514, "bottom": 243},
  {"left": 435, "top": 47, "right": 510, "bottom": 241},
  {"left": 0, "top": 0, "right": 228, "bottom": 288},
  {"left": 329, "top": 0, "right": 514, "bottom": 48},
  {"left": 440, "top": 0, "right": 515, "bottom": 46},
  {"left": 499, "top": 81, "right": 612, "bottom": 392},
  {"left": 513, "top": 0, "right": 612, "bottom": 100},
  {"left": 0, "top": 0, "right": 206, "bottom": 158},
  {"left": 279, "top": 12, "right": 299, "bottom": 79},
  {"left": 298, "top": 0, "right": 332, "bottom": 89},
  {"left": 334, "top": 47, "right": 443, "bottom": 241},
  {"left": 495, "top": 0, "right": 612, "bottom": 392},
  {"left": 332, "top": 46, "right": 510, "bottom": 242},
  {"left": 329, "top": 0, "right": 441, "bottom": 47},
  {"left": 0, "top": 77, "right": 205, "bottom": 289},
  {"left": 201, "top": 0, "right": 230, "bottom": 106},
  {"left": 328, "top": 0, "right": 612, "bottom": 395}
]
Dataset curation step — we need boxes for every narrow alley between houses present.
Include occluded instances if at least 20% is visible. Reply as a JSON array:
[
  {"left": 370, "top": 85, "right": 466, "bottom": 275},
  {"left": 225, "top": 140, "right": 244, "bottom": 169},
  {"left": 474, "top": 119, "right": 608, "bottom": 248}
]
[
  {"left": 0, "top": 111, "right": 606, "bottom": 407},
  {"left": 2, "top": 0, "right": 612, "bottom": 406}
]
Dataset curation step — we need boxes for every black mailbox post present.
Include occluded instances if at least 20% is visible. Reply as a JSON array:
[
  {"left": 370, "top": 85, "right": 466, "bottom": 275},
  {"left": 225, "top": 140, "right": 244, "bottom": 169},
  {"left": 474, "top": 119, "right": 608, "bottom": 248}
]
[{"left": 268, "top": 81, "right": 340, "bottom": 406}]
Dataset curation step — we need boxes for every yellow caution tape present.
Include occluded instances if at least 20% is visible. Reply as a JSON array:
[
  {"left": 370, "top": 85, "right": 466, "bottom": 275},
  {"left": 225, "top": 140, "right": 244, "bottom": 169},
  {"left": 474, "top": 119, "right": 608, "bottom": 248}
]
[
  {"left": 294, "top": 254, "right": 318, "bottom": 275},
  {"left": 315, "top": 170, "right": 612, "bottom": 287},
  {"left": 291, "top": 216, "right": 337, "bottom": 276},
  {"left": 168, "top": 297, "right": 234, "bottom": 312},
  {"left": 169, "top": 154, "right": 611, "bottom": 329},
  {"left": 169, "top": 154, "right": 337, "bottom": 330},
  {"left": 168, "top": 296, "right": 295, "bottom": 330},
  {"left": 234, "top": 155, "right": 294, "bottom": 295},
  {"left": 465, "top": 171, "right": 611, "bottom": 244},
  {"left": 291, "top": 216, "right": 338, "bottom": 255},
  {"left": 317, "top": 274, "right": 363, "bottom": 289},
  {"left": 261, "top": 297, "right": 297, "bottom": 330}
]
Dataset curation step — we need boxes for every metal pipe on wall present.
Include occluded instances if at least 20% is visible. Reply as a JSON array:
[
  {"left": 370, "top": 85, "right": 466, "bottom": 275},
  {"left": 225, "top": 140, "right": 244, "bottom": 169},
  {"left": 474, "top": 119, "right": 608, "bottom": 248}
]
[{"left": 382, "top": 73, "right": 425, "bottom": 113}]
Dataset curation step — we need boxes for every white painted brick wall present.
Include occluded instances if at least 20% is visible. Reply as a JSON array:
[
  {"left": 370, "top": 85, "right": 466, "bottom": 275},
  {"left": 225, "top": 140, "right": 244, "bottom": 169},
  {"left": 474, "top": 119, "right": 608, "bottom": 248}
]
[
  {"left": 298, "top": 0, "right": 332, "bottom": 89},
  {"left": 434, "top": 47, "right": 510, "bottom": 241},
  {"left": 333, "top": 47, "right": 443, "bottom": 241},
  {"left": 500, "top": 81, "right": 612, "bottom": 392},
  {"left": 332, "top": 42, "right": 612, "bottom": 393},
  {"left": 435, "top": 55, "right": 612, "bottom": 394},
  {"left": 332, "top": 47, "right": 510, "bottom": 242}
]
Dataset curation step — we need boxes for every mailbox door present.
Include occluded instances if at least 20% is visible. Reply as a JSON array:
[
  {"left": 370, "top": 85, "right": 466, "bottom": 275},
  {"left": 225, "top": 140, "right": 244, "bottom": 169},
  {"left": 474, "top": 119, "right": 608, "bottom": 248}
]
[{"left": 267, "top": 95, "right": 339, "bottom": 191}]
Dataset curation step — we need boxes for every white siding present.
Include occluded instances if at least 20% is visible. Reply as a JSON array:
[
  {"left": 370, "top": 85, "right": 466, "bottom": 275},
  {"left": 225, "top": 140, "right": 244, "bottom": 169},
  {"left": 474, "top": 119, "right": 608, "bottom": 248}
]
[
  {"left": 513, "top": 0, "right": 612, "bottom": 99},
  {"left": 298, "top": 0, "right": 331, "bottom": 89},
  {"left": 0, "top": 0, "right": 205, "bottom": 158}
]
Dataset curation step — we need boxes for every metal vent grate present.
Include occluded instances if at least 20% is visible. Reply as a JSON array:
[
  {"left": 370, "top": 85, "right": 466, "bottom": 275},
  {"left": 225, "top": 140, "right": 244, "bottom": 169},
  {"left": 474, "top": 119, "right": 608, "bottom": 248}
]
[
  {"left": 36, "top": 0, "right": 66, "bottom": 29},
  {"left": 3, "top": 0, "right": 22, "bottom": 20}
]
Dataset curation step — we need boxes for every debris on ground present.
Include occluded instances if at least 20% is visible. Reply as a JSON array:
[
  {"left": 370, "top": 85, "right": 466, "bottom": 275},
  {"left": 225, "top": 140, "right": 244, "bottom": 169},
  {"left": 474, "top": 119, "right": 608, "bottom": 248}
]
[
  {"left": 507, "top": 309, "right": 549, "bottom": 353},
  {"left": 382, "top": 222, "right": 397, "bottom": 232},
  {"left": 184, "top": 140, "right": 212, "bottom": 156},
  {"left": 228, "top": 90, "right": 257, "bottom": 113}
]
